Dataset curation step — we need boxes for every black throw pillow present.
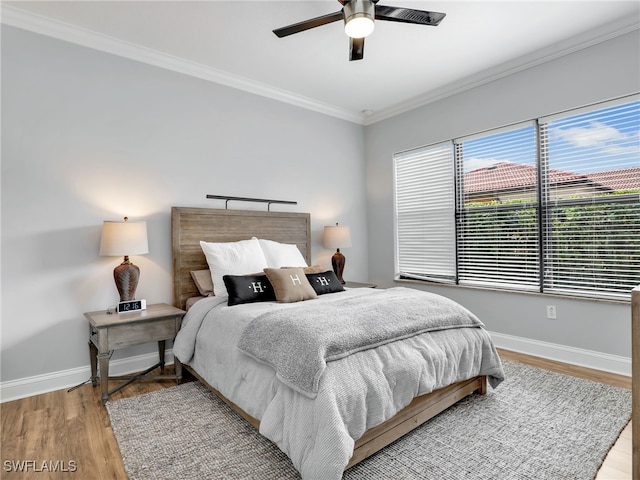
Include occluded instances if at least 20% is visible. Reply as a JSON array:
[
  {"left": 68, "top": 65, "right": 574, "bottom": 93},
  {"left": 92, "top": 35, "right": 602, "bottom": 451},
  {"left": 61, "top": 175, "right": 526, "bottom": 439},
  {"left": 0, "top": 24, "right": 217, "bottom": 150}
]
[
  {"left": 223, "top": 274, "right": 276, "bottom": 306},
  {"left": 306, "top": 271, "right": 345, "bottom": 295}
]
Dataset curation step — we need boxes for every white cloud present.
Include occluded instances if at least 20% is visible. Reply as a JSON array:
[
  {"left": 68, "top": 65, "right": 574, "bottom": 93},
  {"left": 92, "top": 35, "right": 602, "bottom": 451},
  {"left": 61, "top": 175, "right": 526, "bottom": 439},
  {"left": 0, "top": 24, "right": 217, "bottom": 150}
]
[{"left": 552, "top": 121, "right": 638, "bottom": 155}]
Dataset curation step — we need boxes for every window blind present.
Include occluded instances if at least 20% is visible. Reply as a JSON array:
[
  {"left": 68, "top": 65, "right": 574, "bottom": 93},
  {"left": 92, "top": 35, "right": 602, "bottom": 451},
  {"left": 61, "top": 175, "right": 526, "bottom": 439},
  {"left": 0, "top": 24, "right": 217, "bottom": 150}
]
[
  {"left": 455, "top": 124, "right": 540, "bottom": 290},
  {"left": 394, "top": 142, "right": 456, "bottom": 282},
  {"left": 540, "top": 99, "right": 640, "bottom": 299},
  {"left": 393, "top": 95, "right": 639, "bottom": 300}
]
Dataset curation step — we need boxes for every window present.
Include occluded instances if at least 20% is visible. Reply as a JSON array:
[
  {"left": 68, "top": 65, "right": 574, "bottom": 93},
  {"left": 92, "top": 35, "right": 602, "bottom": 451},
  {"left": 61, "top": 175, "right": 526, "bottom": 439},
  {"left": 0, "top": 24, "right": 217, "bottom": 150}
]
[
  {"left": 395, "top": 142, "right": 456, "bottom": 283},
  {"left": 456, "top": 123, "right": 539, "bottom": 290},
  {"left": 394, "top": 96, "right": 640, "bottom": 300},
  {"left": 540, "top": 101, "right": 640, "bottom": 298}
]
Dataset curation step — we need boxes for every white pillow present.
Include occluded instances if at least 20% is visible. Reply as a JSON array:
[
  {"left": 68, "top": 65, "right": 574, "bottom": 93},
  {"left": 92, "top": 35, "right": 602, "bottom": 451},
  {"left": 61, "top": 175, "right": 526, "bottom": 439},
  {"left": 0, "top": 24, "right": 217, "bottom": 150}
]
[
  {"left": 200, "top": 238, "right": 268, "bottom": 296},
  {"left": 256, "top": 238, "right": 308, "bottom": 268}
]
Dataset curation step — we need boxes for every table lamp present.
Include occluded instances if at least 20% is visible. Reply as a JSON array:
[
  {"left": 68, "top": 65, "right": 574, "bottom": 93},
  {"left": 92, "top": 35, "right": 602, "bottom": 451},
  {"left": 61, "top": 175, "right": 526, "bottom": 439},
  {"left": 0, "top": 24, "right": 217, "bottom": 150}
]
[
  {"left": 99, "top": 217, "right": 149, "bottom": 301},
  {"left": 323, "top": 223, "right": 352, "bottom": 284}
]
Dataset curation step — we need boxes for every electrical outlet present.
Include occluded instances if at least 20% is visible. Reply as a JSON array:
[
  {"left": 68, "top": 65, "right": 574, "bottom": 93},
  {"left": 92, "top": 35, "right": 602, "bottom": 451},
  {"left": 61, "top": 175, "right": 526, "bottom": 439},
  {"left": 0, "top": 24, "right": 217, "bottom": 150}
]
[{"left": 546, "top": 305, "right": 557, "bottom": 319}]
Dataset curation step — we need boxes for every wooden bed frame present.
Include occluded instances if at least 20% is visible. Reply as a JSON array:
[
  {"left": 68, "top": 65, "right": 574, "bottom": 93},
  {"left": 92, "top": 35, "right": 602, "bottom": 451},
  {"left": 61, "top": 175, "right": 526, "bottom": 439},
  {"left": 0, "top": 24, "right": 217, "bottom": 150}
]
[{"left": 171, "top": 205, "right": 487, "bottom": 470}]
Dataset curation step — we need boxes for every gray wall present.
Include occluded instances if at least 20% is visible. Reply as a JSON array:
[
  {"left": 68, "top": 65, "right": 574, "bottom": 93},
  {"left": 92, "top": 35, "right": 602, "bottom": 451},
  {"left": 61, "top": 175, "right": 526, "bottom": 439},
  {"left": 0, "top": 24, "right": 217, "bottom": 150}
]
[
  {"left": 2, "top": 24, "right": 638, "bottom": 390},
  {"left": 1, "top": 26, "right": 368, "bottom": 383},
  {"left": 365, "top": 30, "right": 640, "bottom": 358}
]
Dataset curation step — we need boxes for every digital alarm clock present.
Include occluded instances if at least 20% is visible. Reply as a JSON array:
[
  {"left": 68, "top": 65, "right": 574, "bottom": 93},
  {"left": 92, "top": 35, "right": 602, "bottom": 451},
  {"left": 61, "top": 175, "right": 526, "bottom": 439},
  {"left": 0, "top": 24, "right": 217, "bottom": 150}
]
[{"left": 117, "top": 299, "right": 147, "bottom": 314}]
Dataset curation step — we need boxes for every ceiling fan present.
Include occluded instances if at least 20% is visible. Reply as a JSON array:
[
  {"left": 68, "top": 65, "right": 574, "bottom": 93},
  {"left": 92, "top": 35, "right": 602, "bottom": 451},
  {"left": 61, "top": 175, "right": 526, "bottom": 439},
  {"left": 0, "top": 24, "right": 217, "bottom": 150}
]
[{"left": 273, "top": 0, "right": 446, "bottom": 61}]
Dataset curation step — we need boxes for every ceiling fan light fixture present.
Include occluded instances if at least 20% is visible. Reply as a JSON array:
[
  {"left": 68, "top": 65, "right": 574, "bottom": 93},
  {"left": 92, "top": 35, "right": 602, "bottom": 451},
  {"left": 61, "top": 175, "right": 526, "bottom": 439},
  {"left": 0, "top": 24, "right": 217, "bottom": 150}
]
[
  {"left": 345, "top": 16, "right": 375, "bottom": 38},
  {"left": 343, "top": 0, "right": 375, "bottom": 38}
]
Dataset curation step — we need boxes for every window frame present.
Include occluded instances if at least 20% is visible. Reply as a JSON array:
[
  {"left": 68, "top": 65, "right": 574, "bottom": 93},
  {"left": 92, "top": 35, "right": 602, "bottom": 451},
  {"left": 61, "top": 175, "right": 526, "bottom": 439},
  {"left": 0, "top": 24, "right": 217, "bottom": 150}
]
[
  {"left": 454, "top": 121, "right": 541, "bottom": 292},
  {"left": 393, "top": 141, "right": 457, "bottom": 284},
  {"left": 393, "top": 95, "right": 640, "bottom": 301}
]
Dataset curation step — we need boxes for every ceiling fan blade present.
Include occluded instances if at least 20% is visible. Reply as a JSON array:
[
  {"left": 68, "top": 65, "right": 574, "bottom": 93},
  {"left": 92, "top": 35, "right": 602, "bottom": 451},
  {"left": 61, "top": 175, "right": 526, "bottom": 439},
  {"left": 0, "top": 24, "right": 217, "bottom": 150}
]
[
  {"left": 349, "top": 37, "right": 364, "bottom": 61},
  {"left": 273, "top": 11, "right": 344, "bottom": 38},
  {"left": 375, "top": 5, "right": 445, "bottom": 26}
]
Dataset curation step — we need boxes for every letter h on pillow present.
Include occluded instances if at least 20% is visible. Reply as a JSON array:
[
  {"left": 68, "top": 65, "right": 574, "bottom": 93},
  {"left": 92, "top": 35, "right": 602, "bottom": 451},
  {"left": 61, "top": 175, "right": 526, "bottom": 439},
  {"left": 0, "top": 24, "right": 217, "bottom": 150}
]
[
  {"left": 263, "top": 267, "right": 317, "bottom": 303},
  {"left": 223, "top": 274, "right": 276, "bottom": 306}
]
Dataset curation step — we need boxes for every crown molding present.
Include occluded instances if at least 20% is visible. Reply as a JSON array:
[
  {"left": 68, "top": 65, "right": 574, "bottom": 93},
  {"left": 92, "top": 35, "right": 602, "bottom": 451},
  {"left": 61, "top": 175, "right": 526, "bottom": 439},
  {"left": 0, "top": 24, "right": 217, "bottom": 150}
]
[
  {"left": 365, "top": 17, "right": 640, "bottom": 125},
  {"left": 3, "top": 5, "right": 636, "bottom": 127},
  {"left": 1, "top": 5, "right": 365, "bottom": 125}
]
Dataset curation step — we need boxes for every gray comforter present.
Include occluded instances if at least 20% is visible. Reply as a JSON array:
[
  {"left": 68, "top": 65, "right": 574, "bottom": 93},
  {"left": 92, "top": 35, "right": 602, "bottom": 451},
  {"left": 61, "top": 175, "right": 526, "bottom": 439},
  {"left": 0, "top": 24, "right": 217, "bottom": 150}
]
[
  {"left": 174, "top": 287, "right": 504, "bottom": 480},
  {"left": 238, "top": 287, "right": 488, "bottom": 398}
]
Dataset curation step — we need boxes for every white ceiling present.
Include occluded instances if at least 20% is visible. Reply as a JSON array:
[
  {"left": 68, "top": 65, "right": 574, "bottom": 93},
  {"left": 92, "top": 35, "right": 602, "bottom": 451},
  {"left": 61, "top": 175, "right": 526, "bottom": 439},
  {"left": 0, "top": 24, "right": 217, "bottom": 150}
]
[{"left": 3, "top": 1, "right": 639, "bottom": 124}]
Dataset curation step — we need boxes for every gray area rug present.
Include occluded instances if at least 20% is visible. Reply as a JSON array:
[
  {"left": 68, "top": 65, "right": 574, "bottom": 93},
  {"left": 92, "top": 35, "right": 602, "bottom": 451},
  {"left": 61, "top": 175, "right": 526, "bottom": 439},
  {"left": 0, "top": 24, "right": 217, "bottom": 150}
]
[{"left": 107, "top": 361, "right": 631, "bottom": 479}]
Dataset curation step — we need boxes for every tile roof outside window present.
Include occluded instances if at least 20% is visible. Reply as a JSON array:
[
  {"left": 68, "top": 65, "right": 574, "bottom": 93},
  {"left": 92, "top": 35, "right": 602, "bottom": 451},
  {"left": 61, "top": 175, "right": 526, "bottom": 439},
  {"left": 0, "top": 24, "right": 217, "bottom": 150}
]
[{"left": 464, "top": 162, "right": 639, "bottom": 196}]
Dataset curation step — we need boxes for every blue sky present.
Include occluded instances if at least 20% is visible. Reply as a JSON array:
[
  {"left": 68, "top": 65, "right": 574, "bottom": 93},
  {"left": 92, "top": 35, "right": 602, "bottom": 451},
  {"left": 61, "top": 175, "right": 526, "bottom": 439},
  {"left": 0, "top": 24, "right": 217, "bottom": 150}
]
[
  {"left": 548, "top": 100, "right": 639, "bottom": 173},
  {"left": 463, "top": 100, "right": 639, "bottom": 174}
]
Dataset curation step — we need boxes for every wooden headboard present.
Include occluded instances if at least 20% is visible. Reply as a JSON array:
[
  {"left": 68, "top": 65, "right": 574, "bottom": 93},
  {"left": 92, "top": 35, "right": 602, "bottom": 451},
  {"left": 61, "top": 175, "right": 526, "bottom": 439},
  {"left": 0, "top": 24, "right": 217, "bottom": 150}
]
[{"left": 171, "top": 206, "right": 311, "bottom": 310}]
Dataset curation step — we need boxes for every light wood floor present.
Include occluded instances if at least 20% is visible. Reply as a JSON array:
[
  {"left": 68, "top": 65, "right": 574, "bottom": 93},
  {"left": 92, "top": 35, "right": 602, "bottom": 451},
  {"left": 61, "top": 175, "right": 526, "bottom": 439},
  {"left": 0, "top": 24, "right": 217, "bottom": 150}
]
[{"left": 0, "top": 349, "right": 632, "bottom": 479}]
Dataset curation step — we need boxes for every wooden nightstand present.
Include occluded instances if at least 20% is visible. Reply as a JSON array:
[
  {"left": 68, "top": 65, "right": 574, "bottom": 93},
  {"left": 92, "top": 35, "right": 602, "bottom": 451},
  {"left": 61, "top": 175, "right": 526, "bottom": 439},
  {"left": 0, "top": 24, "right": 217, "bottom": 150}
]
[
  {"left": 343, "top": 281, "right": 377, "bottom": 288},
  {"left": 85, "top": 303, "right": 185, "bottom": 405}
]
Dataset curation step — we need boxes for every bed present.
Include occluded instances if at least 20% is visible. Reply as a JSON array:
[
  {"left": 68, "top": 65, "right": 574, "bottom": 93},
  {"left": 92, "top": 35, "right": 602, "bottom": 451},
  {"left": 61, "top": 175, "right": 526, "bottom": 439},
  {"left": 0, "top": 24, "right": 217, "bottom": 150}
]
[{"left": 171, "top": 206, "right": 504, "bottom": 479}]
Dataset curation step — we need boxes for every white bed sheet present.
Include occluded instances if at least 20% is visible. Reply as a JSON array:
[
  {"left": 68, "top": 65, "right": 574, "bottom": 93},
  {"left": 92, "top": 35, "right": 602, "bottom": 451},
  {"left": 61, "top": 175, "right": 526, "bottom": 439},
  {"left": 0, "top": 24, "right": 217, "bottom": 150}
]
[{"left": 173, "top": 288, "right": 504, "bottom": 480}]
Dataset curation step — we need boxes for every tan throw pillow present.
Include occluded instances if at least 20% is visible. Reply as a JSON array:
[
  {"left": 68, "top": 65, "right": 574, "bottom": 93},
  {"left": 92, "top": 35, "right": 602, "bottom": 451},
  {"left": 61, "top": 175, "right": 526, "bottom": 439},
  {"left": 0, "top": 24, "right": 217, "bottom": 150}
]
[
  {"left": 264, "top": 267, "right": 318, "bottom": 303},
  {"left": 191, "top": 270, "right": 214, "bottom": 296}
]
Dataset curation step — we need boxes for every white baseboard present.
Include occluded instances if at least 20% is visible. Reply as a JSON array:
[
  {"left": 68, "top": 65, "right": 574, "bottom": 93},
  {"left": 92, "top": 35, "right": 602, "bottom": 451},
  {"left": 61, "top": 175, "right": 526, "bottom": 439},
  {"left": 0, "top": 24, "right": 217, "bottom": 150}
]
[
  {"left": 1, "top": 334, "right": 631, "bottom": 403},
  {"left": 490, "top": 331, "right": 631, "bottom": 377},
  {"left": 0, "top": 350, "right": 176, "bottom": 403}
]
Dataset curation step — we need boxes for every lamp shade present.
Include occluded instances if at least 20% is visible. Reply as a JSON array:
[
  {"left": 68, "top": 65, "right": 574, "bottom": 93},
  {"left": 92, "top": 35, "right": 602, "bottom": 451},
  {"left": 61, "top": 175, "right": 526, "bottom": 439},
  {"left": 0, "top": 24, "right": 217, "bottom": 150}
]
[
  {"left": 99, "top": 220, "right": 149, "bottom": 257},
  {"left": 323, "top": 224, "right": 352, "bottom": 249}
]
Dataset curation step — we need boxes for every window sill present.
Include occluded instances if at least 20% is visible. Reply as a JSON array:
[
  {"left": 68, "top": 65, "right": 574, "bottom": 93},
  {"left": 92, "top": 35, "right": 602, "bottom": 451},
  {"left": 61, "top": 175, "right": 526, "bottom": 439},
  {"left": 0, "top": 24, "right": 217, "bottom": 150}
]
[{"left": 394, "top": 277, "right": 631, "bottom": 305}]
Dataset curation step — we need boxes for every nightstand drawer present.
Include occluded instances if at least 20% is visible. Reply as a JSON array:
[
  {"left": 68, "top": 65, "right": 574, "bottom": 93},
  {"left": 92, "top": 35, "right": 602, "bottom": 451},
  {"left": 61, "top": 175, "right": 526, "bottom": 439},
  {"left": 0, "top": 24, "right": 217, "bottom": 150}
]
[{"left": 107, "top": 317, "right": 180, "bottom": 349}]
